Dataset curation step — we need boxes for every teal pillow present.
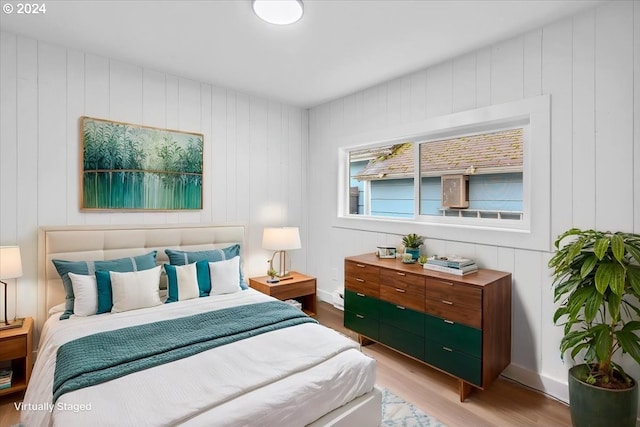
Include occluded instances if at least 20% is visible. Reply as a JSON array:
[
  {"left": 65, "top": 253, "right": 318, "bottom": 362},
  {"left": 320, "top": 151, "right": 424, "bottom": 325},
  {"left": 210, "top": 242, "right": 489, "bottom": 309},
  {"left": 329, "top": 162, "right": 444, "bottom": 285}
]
[
  {"left": 95, "top": 270, "right": 113, "bottom": 314},
  {"left": 165, "top": 245, "right": 247, "bottom": 290},
  {"left": 52, "top": 251, "right": 157, "bottom": 319},
  {"left": 164, "top": 261, "right": 211, "bottom": 303}
]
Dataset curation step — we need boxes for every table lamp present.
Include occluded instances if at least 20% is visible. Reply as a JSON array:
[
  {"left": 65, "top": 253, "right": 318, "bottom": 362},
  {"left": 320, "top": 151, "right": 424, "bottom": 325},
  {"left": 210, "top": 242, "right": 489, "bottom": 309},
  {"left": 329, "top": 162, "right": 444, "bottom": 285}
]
[
  {"left": 262, "top": 227, "right": 301, "bottom": 279},
  {"left": 0, "top": 246, "right": 23, "bottom": 330}
]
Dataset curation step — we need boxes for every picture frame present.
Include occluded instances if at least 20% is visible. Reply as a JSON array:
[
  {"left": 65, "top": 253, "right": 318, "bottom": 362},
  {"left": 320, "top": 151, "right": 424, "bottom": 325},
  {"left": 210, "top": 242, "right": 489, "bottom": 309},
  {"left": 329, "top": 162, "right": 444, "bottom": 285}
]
[
  {"left": 376, "top": 246, "right": 396, "bottom": 259},
  {"left": 81, "top": 116, "right": 204, "bottom": 211}
]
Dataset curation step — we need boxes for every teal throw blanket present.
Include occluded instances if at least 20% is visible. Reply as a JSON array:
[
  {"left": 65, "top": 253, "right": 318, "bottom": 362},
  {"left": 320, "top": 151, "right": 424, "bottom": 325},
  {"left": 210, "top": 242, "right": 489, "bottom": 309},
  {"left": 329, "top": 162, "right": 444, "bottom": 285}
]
[{"left": 53, "top": 300, "right": 316, "bottom": 402}]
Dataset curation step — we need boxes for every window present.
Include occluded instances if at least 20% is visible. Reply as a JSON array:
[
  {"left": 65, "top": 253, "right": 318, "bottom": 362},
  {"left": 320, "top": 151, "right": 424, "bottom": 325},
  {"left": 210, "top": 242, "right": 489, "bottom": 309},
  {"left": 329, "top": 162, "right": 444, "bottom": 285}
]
[
  {"left": 337, "top": 95, "right": 550, "bottom": 251},
  {"left": 347, "top": 128, "right": 524, "bottom": 223}
]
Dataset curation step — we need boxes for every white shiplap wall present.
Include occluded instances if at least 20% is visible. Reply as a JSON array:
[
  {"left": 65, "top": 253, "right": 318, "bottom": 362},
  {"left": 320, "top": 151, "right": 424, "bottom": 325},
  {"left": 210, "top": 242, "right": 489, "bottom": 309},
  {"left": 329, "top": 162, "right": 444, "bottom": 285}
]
[
  {"left": 308, "top": 1, "right": 639, "bottom": 403},
  {"left": 0, "top": 31, "right": 309, "bottom": 327}
]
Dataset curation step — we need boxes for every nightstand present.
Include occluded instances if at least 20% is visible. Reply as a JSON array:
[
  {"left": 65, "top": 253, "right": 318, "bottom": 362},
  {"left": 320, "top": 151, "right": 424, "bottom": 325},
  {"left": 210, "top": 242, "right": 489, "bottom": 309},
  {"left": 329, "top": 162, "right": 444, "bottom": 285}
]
[
  {"left": 0, "top": 317, "right": 33, "bottom": 397},
  {"left": 249, "top": 272, "right": 317, "bottom": 316}
]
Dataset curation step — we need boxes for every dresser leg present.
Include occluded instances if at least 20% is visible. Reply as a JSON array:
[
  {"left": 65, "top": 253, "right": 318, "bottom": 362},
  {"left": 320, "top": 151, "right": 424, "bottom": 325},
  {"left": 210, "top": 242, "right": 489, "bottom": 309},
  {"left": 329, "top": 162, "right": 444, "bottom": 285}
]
[
  {"left": 459, "top": 380, "right": 474, "bottom": 401},
  {"left": 358, "top": 334, "right": 375, "bottom": 346}
]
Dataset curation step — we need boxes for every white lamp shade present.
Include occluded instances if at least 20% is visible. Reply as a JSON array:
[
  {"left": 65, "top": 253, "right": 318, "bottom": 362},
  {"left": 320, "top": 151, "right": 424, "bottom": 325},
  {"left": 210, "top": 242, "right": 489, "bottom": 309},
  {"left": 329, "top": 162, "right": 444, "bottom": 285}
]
[
  {"left": 0, "top": 246, "right": 23, "bottom": 279},
  {"left": 262, "top": 227, "right": 301, "bottom": 251},
  {"left": 253, "top": 0, "right": 303, "bottom": 25}
]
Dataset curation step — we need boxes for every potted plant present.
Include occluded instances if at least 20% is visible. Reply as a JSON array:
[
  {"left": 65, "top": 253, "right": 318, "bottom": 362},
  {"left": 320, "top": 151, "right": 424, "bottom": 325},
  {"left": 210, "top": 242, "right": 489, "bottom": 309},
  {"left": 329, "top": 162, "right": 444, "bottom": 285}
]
[
  {"left": 402, "top": 233, "right": 424, "bottom": 260},
  {"left": 549, "top": 228, "right": 640, "bottom": 427}
]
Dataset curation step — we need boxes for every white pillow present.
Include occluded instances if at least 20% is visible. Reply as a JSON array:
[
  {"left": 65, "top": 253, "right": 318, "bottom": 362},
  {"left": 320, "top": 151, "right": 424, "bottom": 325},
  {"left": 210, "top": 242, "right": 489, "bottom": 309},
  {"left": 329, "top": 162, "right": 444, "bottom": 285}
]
[
  {"left": 68, "top": 272, "right": 98, "bottom": 317},
  {"left": 48, "top": 302, "right": 67, "bottom": 316},
  {"left": 209, "top": 256, "right": 242, "bottom": 295},
  {"left": 110, "top": 266, "right": 162, "bottom": 313}
]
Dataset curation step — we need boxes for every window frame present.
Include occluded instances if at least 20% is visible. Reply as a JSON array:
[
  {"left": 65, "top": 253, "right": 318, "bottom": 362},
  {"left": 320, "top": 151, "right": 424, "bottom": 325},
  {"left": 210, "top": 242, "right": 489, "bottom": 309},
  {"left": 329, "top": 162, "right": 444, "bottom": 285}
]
[{"left": 336, "top": 95, "right": 550, "bottom": 252}]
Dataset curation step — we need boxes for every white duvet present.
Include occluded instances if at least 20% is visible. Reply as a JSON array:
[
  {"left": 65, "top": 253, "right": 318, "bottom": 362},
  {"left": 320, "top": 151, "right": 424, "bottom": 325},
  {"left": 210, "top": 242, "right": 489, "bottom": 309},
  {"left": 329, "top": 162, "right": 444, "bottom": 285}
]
[{"left": 21, "top": 289, "right": 376, "bottom": 427}]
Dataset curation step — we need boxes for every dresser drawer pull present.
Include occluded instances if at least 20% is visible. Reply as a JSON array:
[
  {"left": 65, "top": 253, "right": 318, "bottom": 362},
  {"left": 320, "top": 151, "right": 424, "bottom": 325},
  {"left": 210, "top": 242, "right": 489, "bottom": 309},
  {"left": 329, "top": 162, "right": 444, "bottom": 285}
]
[
  {"left": 395, "top": 288, "right": 406, "bottom": 293},
  {"left": 356, "top": 314, "right": 364, "bottom": 319},
  {"left": 444, "top": 319, "right": 454, "bottom": 324},
  {"left": 396, "top": 272, "right": 406, "bottom": 276},
  {"left": 441, "top": 281, "right": 454, "bottom": 286},
  {"left": 442, "top": 346, "right": 453, "bottom": 352},
  {"left": 356, "top": 278, "right": 365, "bottom": 282},
  {"left": 396, "top": 305, "right": 406, "bottom": 310},
  {"left": 356, "top": 264, "right": 366, "bottom": 268},
  {"left": 441, "top": 300, "right": 453, "bottom": 305},
  {"left": 356, "top": 292, "right": 365, "bottom": 297}
]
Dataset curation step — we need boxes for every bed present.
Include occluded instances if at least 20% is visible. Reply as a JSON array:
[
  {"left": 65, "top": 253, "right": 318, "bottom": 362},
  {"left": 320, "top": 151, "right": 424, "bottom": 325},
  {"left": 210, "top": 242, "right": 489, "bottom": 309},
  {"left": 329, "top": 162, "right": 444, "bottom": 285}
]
[{"left": 22, "top": 224, "right": 381, "bottom": 427}]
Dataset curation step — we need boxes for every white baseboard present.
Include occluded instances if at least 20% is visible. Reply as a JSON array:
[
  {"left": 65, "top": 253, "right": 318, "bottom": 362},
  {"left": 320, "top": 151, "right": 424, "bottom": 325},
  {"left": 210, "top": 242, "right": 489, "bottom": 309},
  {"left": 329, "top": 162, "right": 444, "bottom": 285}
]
[
  {"left": 317, "top": 288, "right": 333, "bottom": 303},
  {"left": 501, "top": 364, "right": 569, "bottom": 404}
]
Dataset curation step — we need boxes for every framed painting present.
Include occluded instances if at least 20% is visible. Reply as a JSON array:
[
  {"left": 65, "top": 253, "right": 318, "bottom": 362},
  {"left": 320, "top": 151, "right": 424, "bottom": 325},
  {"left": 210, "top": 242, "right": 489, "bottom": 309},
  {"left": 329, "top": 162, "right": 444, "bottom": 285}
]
[{"left": 81, "top": 116, "right": 204, "bottom": 210}]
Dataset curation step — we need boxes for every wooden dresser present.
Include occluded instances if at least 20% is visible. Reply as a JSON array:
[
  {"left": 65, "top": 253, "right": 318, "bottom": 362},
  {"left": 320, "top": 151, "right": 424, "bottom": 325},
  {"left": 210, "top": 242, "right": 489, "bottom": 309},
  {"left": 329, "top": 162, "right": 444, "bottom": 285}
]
[{"left": 344, "top": 253, "right": 511, "bottom": 401}]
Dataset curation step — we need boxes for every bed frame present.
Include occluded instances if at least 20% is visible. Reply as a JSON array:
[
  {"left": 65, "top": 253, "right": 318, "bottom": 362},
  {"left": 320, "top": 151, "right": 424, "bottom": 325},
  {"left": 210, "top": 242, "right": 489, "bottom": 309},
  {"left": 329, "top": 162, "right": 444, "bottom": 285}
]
[{"left": 37, "top": 223, "right": 381, "bottom": 426}]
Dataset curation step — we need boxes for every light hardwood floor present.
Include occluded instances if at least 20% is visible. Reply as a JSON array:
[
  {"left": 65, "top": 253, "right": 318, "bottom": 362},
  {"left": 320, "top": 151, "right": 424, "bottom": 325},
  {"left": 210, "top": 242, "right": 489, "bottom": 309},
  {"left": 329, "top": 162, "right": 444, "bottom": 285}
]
[{"left": 0, "top": 302, "right": 572, "bottom": 427}]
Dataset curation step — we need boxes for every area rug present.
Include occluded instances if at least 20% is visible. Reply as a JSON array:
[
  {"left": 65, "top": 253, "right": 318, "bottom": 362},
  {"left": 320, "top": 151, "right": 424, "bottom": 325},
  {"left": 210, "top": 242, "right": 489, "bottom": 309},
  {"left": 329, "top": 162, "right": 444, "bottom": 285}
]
[{"left": 381, "top": 387, "right": 448, "bottom": 427}]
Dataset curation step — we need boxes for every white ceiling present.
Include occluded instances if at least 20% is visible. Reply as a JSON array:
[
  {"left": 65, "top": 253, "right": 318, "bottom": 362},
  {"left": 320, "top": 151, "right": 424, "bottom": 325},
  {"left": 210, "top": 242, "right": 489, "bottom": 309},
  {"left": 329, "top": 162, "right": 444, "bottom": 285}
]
[{"left": 0, "top": 0, "right": 602, "bottom": 108}]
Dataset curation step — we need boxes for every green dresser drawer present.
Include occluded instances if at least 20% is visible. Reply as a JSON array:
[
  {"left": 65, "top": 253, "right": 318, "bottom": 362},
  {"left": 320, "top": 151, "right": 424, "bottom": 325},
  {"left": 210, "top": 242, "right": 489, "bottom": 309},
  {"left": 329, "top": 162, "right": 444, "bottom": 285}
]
[
  {"left": 345, "top": 290, "right": 380, "bottom": 318},
  {"left": 344, "top": 310, "right": 379, "bottom": 340},
  {"left": 379, "top": 300, "right": 425, "bottom": 337},
  {"left": 379, "top": 324, "right": 424, "bottom": 360},
  {"left": 424, "top": 313, "right": 482, "bottom": 358},
  {"left": 424, "top": 339, "right": 482, "bottom": 386}
]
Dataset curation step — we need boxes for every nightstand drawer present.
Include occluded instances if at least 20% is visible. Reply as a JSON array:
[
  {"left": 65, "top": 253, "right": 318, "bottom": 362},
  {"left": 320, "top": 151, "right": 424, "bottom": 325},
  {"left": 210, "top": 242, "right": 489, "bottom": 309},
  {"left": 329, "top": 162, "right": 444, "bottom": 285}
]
[
  {"left": 0, "top": 335, "right": 26, "bottom": 360},
  {"left": 270, "top": 280, "right": 315, "bottom": 301}
]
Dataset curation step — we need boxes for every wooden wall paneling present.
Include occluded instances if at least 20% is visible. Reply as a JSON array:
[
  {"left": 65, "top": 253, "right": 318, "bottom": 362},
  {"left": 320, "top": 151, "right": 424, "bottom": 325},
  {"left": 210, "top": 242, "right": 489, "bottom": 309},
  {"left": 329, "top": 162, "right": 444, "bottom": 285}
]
[
  {"left": 475, "top": 47, "right": 492, "bottom": 108},
  {"left": 225, "top": 90, "right": 237, "bottom": 221},
  {"left": 572, "top": 9, "right": 596, "bottom": 230},
  {"left": 426, "top": 61, "right": 453, "bottom": 119},
  {"left": 539, "top": 251, "right": 567, "bottom": 384},
  {"left": 409, "top": 70, "right": 427, "bottom": 123},
  {"left": 109, "top": 60, "right": 143, "bottom": 124},
  {"left": 83, "top": 55, "right": 111, "bottom": 225},
  {"left": 142, "top": 69, "right": 167, "bottom": 129},
  {"left": 523, "top": 30, "right": 542, "bottom": 98},
  {"left": 244, "top": 96, "right": 266, "bottom": 274},
  {"left": 37, "top": 43, "right": 68, "bottom": 226},
  {"left": 142, "top": 68, "right": 169, "bottom": 225},
  {"left": 353, "top": 92, "right": 365, "bottom": 136},
  {"left": 17, "top": 37, "right": 37, "bottom": 246},
  {"left": 200, "top": 84, "right": 213, "bottom": 223},
  {"left": 287, "top": 107, "right": 304, "bottom": 233},
  {"left": 400, "top": 75, "right": 412, "bottom": 124},
  {"left": 66, "top": 50, "right": 85, "bottom": 225},
  {"left": 235, "top": 93, "right": 251, "bottom": 223},
  {"left": 594, "top": 2, "right": 634, "bottom": 232},
  {"left": 473, "top": 244, "right": 499, "bottom": 270},
  {"left": 165, "top": 75, "right": 179, "bottom": 129},
  {"left": 341, "top": 95, "right": 355, "bottom": 137},
  {"left": 211, "top": 86, "right": 228, "bottom": 223},
  {"left": 176, "top": 77, "right": 203, "bottom": 224},
  {"left": 512, "top": 249, "right": 542, "bottom": 372},
  {"left": 542, "top": 19, "right": 573, "bottom": 242},
  {"left": 452, "top": 53, "right": 476, "bottom": 113},
  {"left": 635, "top": 1, "right": 640, "bottom": 234},
  {"left": 0, "top": 33, "right": 18, "bottom": 244},
  {"left": 0, "top": 33, "right": 17, "bottom": 323},
  {"left": 491, "top": 37, "right": 524, "bottom": 105},
  {"left": 266, "top": 100, "right": 283, "bottom": 219},
  {"left": 387, "top": 78, "right": 402, "bottom": 127}
]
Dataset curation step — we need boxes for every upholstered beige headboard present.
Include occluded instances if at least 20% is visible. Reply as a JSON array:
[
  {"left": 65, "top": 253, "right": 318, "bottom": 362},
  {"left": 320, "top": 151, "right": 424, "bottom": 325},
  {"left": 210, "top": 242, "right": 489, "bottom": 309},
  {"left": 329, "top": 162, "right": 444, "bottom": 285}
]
[{"left": 37, "top": 224, "right": 245, "bottom": 335}]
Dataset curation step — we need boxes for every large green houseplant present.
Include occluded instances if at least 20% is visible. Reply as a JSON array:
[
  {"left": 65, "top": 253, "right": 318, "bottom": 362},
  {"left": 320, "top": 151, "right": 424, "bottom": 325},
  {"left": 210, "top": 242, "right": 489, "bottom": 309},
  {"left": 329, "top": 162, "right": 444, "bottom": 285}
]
[{"left": 549, "top": 228, "right": 640, "bottom": 427}]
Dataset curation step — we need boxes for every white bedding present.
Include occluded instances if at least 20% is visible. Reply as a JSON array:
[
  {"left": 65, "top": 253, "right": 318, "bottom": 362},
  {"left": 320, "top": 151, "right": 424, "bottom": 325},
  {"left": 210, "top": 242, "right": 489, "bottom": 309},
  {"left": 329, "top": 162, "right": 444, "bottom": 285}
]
[{"left": 22, "top": 289, "right": 376, "bottom": 427}]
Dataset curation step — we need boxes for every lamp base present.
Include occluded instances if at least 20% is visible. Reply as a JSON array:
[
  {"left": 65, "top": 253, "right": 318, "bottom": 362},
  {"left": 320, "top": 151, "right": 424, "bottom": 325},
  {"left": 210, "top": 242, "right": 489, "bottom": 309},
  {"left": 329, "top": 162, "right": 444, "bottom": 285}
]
[{"left": 0, "top": 318, "right": 23, "bottom": 331}]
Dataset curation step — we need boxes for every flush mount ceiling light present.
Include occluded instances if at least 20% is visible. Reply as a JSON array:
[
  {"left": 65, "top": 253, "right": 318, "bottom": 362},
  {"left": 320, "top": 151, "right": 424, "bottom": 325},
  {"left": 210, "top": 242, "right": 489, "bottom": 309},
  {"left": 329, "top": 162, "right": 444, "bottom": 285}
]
[{"left": 253, "top": 0, "right": 304, "bottom": 25}]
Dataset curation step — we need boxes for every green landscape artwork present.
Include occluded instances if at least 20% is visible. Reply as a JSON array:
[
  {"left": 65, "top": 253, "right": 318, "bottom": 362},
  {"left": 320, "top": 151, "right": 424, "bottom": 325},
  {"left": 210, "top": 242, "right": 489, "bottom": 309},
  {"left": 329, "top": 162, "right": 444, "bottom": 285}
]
[{"left": 81, "top": 117, "right": 203, "bottom": 210}]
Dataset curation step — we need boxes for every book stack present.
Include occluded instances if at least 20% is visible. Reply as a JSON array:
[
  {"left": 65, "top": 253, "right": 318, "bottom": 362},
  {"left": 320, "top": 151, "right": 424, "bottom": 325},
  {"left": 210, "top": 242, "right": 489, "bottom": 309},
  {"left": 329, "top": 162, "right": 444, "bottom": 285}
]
[
  {"left": 424, "top": 255, "right": 478, "bottom": 276},
  {"left": 0, "top": 368, "right": 12, "bottom": 390}
]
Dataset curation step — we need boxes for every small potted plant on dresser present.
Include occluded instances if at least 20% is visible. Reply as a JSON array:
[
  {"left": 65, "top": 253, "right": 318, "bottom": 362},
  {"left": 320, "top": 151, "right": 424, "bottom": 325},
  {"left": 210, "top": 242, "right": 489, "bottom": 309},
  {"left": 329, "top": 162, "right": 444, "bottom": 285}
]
[
  {"left": 549, "top": 228, "right": 640, "bottom": 427},
  {"left": 402, "top": 233, "right": 424, "bottom": 260}
]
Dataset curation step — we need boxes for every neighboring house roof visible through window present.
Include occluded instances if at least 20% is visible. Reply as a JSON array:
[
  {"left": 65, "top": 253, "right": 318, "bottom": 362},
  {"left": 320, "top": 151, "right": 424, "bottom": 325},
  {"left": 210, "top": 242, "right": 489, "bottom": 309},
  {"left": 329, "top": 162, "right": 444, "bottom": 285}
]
[{"left": 353, "top": 128, "right": 523, "bottom": 180}]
